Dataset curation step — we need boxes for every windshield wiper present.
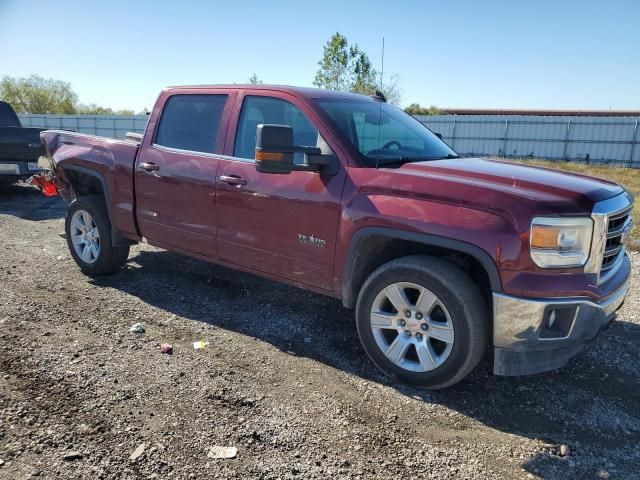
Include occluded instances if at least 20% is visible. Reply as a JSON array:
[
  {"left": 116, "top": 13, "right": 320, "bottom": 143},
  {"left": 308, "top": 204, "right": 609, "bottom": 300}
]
[{"left": 375, "top": 154, "right": 460, "bottom": 166}]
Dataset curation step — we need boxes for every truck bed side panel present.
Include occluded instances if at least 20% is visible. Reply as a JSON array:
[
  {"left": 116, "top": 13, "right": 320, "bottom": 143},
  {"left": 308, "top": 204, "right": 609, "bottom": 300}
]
[{"left": 43, "top": 131, "right": 140, "bottom": 241}]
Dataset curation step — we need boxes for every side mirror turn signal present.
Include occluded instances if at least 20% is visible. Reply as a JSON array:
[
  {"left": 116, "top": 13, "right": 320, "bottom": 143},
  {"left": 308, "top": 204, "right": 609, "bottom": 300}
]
[{"left": 255, "top": 124, "right": 336, "bottom": 175}]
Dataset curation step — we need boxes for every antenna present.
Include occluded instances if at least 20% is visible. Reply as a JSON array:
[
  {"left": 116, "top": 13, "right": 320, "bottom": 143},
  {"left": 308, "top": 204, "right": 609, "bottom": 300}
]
[
  {"left": 375, "top": 37, "right": 385, "bottom": 170},
  {"left": 380, "top": 37, "right": 385, "bottom": 90}
]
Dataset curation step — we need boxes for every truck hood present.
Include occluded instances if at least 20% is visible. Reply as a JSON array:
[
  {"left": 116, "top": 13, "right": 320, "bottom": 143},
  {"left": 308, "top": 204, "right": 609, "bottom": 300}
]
[{"left": 396, "top": 158, "right": 623, "bottom": 215}]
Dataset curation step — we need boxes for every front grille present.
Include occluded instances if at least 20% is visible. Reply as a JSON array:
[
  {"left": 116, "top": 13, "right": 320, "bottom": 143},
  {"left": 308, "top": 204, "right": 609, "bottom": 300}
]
[{"left": 600, "top": 207, "right": 632, "bottom": 276}]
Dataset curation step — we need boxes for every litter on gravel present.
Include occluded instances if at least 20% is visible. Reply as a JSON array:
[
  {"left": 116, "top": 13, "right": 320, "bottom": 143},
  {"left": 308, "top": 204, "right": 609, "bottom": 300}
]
[
  {"left": 129, "top": 443, "right": 146, "bottom": 461},
  {"left": 160, "top": 342, "right": 173, "bottom": 354},
  {"left": 193, "top": 340, "right": 209, "bottom": 349},
  {"left": 207, "top": 446, "right": 238, "bottom": 459},
  {"left": 129, "top": 323, "right": 145, "bottom": 334},
  {"left": 62, "top": 451, "right": 83, "bottom": 461},
  {"left": 542, "top": 443, "right": 572, "bottom": 458}
]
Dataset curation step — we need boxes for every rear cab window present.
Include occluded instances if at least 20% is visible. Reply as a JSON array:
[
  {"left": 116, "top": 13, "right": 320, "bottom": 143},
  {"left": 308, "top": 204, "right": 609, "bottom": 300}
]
[
  {"left": 0, "top": 102, "right": 20, "bottom": 127},
  {"left": 154, "top": 94, "right": 228, "bottom": 154}
]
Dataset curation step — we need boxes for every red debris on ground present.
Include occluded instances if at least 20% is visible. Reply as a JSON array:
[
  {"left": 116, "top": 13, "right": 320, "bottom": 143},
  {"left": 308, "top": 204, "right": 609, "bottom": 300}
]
[{"left": 30, "top": 173, "right": 58, "bottom": 197}]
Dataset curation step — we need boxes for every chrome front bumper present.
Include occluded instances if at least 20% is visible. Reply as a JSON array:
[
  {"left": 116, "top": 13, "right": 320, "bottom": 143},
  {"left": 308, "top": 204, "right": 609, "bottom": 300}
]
[{"left": 492, "top": 259, "right": 630, "bottom": 376}]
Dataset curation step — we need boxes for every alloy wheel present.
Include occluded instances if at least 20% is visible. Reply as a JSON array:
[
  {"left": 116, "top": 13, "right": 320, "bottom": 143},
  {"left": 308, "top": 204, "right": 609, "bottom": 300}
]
[
  {"left": 70, "top": 209, "right": 100, "bottom": 264},
  {"left": 370, "top": 282, "right": 454, "bottom": 372}
]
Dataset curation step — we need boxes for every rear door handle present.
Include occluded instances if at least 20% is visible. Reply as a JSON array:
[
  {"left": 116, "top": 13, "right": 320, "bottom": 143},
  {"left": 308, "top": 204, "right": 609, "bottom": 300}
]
[
  {"left": 139, "top": 162, "right": 160, "bottom": 172},
  {"left": 219, "top": 175, "right": 247, "bottom": 186}
]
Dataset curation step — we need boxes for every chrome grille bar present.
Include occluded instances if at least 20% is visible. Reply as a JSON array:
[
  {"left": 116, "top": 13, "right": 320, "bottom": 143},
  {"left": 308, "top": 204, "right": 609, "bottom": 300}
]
[{"left": 585, "top": 191, "right": 634, "bottom": 285}]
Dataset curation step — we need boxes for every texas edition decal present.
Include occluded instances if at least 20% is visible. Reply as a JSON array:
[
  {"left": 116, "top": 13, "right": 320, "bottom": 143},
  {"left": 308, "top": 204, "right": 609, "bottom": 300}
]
[{"left": 297, "top": 234, "right": 327, "bottom": 248}]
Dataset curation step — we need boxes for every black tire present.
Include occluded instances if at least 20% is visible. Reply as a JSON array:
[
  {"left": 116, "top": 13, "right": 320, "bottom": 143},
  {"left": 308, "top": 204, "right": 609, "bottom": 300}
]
[
  {"left": 355, "top": 255, "right": 488, "bottom": 389},
  {"left": 65, "top": 195, "right": 129, "bottom": 275}
]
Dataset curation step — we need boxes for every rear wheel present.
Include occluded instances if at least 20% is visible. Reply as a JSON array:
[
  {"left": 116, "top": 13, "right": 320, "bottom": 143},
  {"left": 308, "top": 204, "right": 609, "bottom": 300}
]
[
  {"left": 65, "top": 196, "right": 129, "bottom": 275},
  {"left": 356, "top": 255, "right": 488, "bottom": 389}
]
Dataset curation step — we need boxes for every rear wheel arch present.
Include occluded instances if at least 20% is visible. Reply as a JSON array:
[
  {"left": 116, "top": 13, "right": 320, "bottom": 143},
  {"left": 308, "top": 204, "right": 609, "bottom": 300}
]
[
  {"left": 65, "top": 195, "right": 130, "bottom": 275},
  {"left": 60, "top": 164, "right": 132, "bottom": 247},
  {"left": 61, "top": 164, "right": 108, "bottom": 199},
  {"left": 341, "top": 227, "right": 501, "bottom": 308}
]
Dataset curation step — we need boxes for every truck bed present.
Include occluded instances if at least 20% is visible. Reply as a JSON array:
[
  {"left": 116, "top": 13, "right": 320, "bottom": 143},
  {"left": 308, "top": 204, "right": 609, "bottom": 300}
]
[
  {"left": 43, "top": 130, "right": 141, "bottom": 170},
  {"left": 41, "top": 130, "right": 141, "bottom": 241}
]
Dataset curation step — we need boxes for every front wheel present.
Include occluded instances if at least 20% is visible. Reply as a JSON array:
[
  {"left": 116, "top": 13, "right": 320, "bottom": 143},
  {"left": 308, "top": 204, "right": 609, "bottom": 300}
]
[
  {"left": 356, "top": 255, "right": 489, "bottom": 389},
  {"left": 65, "top": 196, "right": 129, "bottom": 275}
]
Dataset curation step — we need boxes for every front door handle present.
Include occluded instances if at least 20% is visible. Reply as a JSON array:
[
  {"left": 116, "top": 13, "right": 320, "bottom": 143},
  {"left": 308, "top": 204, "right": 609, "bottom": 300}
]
[
  {"left": 139, "top": 162, "right": 160, "bottom": 172},
  {"left": 219, "top": 175, "right": 247, "bottom": 186}
]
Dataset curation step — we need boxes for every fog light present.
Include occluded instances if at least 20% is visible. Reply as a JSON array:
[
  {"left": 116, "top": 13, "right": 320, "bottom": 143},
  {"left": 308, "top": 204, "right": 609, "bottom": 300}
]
[{"left": 540, "top": 306, "right": 577, "bottom": 339}]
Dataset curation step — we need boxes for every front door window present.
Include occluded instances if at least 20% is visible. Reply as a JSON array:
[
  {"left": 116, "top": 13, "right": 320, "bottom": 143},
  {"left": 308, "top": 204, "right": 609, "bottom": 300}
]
[{"left": 234, "top": 95, "right": 331, "bottom": 162}]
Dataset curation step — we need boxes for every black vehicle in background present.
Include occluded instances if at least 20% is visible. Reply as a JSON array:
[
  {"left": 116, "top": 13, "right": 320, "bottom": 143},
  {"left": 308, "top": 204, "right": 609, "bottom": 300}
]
[{"left": 0, "top": 101, "right": 46, "bottom": 182}]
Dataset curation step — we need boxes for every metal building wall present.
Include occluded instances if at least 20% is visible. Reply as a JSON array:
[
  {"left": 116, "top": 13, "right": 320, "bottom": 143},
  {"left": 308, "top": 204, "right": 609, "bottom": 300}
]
[
  {"left": 417, "top": 115, "right": 640, "bottom": 166},
  {"left": 19, "top": 114, "right": 148, "bottom": 139},
  {"left": 18, "top": 113, "right": 640, "bottom": 166}
]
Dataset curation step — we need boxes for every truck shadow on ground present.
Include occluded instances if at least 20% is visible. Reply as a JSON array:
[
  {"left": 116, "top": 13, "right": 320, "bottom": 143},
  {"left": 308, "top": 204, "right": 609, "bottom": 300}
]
[
  {"left": 0, "top": 182, "right": 65, "bottom": 221},
  {"left": 93, "top": 249, "right": 640, "bottom": 479}
]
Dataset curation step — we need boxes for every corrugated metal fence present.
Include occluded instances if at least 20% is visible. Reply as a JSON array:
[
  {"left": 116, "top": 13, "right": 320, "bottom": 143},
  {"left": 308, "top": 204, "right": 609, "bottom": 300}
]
[
  {"left": 19, "top": 113, "right": 640, "bottom": 167},
  {"left": 19, "top": 114, "right": 149, "bottom": 140},
  {"left": 417, "top": 114, "right": 640, "bottom": 167}
]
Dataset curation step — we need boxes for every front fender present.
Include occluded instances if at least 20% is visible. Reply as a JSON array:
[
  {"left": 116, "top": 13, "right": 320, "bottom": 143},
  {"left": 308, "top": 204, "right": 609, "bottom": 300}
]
[{"left": 334, "top": 190, "right": 520, "bottom": 307}]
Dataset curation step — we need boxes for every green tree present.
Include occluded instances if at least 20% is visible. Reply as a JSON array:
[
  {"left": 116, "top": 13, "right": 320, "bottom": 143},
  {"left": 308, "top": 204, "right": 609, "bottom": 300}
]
[
  {"left": 350, "top": 48, "right": 378, "bottom": 96},
  {"left": 0, "top": 74, "right": 138, "bottom": 115},
  {"left": 0, "top": 74, "right": 77, "bottom": 114},
  {"left": 404, "top": 103, "right": 445, "bottom": 115},
  {"left": 314, "top": 32, "right": 351, "bottom": 91},
  {"left": 247, "top": 73, "right": 263, "bottom": 84},
  {"left": 313, "top": 33, "right": 401, "bottom": 105},
  {"left": 379, "top": 74, "right": 402, "bottom": 106},
  {"left": 75, "top": 104, "right": 135, "bottom": 115},
  {"left": 76, "top": 103, "right": 114, "bottom": 115}
]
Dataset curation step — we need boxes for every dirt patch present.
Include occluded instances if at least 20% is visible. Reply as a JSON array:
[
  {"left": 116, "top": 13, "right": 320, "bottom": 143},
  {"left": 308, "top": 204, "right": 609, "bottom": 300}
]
[{"left": 1, "top": 183, "right": 639, "bottom": 479}]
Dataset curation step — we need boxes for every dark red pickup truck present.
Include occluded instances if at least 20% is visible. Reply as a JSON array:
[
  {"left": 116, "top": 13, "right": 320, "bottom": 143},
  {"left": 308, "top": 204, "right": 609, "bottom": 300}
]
[{"left": 39, "top": 85, "right": 633, "bottom": 389}]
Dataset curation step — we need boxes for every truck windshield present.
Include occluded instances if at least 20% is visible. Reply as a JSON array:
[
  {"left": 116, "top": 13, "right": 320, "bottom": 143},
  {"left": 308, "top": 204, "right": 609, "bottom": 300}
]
[{"left": 316, "top": 98, "right": 457, "bottom": 167}]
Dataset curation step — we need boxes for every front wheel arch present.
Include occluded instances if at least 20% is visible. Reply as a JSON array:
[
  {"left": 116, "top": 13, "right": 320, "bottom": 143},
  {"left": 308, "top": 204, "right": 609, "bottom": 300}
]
[{"left": 340, "top": 227, "right": 502, "bottom": 308}]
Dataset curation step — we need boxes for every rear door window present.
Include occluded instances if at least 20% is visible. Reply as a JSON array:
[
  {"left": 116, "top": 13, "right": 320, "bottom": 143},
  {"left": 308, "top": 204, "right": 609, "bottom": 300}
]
[{"left": 155, "top": 94, "right": 228, "bottom": 154}]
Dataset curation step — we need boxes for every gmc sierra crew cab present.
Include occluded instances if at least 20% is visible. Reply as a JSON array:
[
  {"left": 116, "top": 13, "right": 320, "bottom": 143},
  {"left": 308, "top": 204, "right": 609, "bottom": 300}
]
[
  {"left": 0, "top": 101, "right": 46, "bottom": 181},
  {"left": 38, "top": 85, "right": 633, "bottom": 389}
]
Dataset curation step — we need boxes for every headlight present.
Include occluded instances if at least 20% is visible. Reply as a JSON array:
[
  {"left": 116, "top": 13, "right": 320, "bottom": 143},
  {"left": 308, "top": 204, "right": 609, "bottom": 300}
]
[{"left": 530, "top": 217, "right": 593, "bottom": 268}]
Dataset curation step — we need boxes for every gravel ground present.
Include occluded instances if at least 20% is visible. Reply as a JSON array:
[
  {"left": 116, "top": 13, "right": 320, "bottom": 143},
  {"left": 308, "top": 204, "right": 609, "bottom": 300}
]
[{"left": 0, "top": 183, "right": 639, "bottom": 480}]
